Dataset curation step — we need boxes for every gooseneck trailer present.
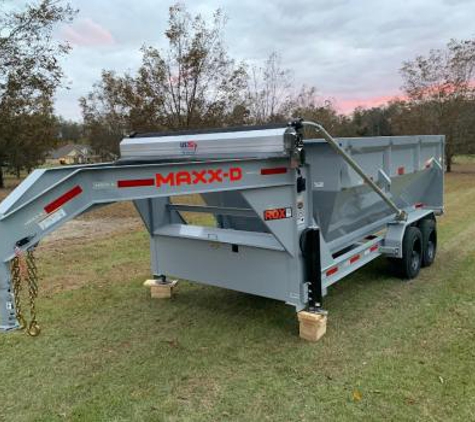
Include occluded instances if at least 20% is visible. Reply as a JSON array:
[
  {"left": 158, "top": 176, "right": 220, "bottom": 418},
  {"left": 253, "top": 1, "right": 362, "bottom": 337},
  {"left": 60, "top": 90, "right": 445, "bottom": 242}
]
[{"left": 0, "top": 121, "right": 444, "bottom": 340}]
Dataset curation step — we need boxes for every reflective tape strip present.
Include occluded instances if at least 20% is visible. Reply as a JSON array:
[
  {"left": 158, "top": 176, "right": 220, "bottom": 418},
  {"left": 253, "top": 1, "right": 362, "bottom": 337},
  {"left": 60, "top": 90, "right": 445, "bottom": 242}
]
[
  {"left": 117, "top": 178, "right": 155, "bottom": 188},
  {"left": 44, "top": 186, "right": 83, "bottom": 214},
  {"left": 260, "top": 167, "right": 287, "bottom": 176}
]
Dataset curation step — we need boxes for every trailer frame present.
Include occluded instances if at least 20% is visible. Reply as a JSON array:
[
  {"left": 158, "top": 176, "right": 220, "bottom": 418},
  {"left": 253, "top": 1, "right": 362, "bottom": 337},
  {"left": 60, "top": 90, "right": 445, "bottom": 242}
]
[{"left": 0, "top": 122, "right": 445, "bottom": 338}]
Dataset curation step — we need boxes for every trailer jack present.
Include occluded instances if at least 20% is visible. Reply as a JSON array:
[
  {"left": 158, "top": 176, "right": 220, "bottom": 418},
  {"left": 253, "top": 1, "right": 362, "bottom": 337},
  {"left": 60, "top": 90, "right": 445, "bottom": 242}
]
[{"left": 300, "top": 227, "right": 323, "bottom": 312}]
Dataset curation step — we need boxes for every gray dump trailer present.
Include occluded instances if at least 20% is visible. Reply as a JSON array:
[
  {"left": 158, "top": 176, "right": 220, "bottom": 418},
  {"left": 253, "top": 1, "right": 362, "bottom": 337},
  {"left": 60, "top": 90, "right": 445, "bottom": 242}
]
[{"left": 0, "top": 121, "right": 444, "bottom": 340}]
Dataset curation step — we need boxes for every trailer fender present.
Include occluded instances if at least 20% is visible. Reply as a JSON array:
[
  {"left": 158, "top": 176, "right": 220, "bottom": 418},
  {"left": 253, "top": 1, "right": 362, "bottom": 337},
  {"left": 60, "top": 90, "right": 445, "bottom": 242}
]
[{"left": 381, "top": 209, "right": 435, "bottom": 258}]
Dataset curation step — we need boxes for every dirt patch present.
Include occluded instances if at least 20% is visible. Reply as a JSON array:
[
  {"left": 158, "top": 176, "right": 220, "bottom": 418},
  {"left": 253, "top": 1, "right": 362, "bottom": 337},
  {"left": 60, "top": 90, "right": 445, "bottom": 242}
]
[
  {"left": 78, "top": 201, "right": 138, "bottom": 220},
  {"left": 43, "top": 202, "right": 142, "bottom": 246},
  {"left": 42, "top": 217, "right": 143, "bottom": 246},
  {"left": 449, "top": 162, "right": 475, "bottom": 176}
]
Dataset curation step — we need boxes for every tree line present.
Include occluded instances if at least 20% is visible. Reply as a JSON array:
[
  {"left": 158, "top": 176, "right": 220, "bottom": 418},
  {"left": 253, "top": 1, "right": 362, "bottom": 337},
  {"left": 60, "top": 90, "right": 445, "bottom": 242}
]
[{"left": 1, "top": 1, "right": 474, "bottom": 188}]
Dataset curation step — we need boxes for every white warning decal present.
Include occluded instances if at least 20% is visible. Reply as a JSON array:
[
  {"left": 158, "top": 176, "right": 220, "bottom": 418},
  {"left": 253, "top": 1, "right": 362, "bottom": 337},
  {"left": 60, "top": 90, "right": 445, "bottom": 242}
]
[
  {"left": 93, "top": 181, "right": 115, "bottom": 190},
  {"left": 39, "top": 208, "right": 66, "bottom": 230}
]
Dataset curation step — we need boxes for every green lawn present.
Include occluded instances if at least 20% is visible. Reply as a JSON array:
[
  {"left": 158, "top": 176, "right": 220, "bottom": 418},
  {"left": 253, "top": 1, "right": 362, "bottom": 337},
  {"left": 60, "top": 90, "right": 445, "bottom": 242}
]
[{"left": 1, "top": 166, "right": 475, "bottom": 421}]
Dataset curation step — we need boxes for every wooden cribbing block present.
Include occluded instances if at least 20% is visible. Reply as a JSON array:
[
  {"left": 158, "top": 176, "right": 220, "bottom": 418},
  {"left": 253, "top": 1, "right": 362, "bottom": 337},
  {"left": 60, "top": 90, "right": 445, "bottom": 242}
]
[
  {"left": 143, "top": 279, "right": 178, "bottom": 299},
  {"left": 297, "top": 311, "right": 327, "bottom": 342}
]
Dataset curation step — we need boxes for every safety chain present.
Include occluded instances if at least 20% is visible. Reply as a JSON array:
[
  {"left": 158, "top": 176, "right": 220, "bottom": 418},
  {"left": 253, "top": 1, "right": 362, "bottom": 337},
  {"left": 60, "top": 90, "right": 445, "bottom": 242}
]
[
  {"left": 11, "top": 254, "right": 26, "bottom": 330},
  {"left": 10, "top": 247, "right": 41, "bottom": 337}
]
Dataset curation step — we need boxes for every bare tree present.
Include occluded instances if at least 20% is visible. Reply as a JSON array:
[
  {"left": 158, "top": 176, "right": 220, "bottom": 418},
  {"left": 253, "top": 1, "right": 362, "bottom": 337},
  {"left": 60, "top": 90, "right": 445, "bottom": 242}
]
[
  {"left": 400, "top": 39, "right": 475, "bottom": 171},
  {"left": 246, "top": 52, "right": 292, "bottom": 124}
]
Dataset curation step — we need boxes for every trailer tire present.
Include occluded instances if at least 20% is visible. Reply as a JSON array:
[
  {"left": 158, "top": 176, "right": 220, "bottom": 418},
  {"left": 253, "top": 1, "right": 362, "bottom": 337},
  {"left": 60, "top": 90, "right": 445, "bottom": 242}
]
[
  {"left": 419, "top": 218, "right": 437, "bottom": 267},
  {"left": 389, "top": 226, "right": 423, "bottom": 279}
]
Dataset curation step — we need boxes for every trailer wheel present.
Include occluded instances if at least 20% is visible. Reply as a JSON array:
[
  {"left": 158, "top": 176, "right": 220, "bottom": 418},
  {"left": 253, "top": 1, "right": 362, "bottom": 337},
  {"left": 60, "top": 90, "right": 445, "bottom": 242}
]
[
  {"left": 419, "top": 218, "right": 437, "bottom": 267},
  {"left": 389, "top": 226, "right": 423, "bottom": 279}
]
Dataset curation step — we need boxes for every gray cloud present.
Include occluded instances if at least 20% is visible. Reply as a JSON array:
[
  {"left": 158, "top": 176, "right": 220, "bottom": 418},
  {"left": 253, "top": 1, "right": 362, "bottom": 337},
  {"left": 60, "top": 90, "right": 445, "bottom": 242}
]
[{"left": 54, "top": 0, "right": 475, "bottom": 119}]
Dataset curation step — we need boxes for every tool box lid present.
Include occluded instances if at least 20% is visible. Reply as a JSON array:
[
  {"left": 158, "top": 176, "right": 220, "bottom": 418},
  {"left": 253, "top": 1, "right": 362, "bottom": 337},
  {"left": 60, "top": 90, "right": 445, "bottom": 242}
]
[{"left": 119, "top": 124, "right": 291, "bottom": 161}]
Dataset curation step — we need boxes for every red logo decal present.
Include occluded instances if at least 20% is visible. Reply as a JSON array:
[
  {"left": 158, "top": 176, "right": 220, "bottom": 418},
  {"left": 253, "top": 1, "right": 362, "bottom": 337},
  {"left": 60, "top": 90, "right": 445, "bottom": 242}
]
[
  {"left": 180, "top": 141, "right": 198, "bottom": 154},
  {"left": 156, "top": 167, "right": 243, "bottom": 187},
  {"left": 264, "top": 207, "right": 292, "bottom": 221}
]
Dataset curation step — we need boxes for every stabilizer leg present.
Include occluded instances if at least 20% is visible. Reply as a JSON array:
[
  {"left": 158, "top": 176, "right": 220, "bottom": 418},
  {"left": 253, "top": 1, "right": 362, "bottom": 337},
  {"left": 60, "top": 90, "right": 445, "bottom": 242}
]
[
  {"left": 0, "top": 261, "right": 19, "bottom": 331},
  {"left": 299, "top": 227, "right": 328, "bottom": 341}
]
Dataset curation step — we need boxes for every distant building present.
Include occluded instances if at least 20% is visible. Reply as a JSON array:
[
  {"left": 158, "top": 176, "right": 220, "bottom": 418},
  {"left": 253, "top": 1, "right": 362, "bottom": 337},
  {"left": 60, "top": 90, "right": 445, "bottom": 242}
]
[{"left": 46, "top": 144, "right": 96, "bottom": 165}]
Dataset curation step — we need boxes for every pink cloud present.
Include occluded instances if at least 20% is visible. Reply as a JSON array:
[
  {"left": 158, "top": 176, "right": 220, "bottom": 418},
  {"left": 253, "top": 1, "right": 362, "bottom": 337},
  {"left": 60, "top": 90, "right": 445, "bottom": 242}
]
[
  {"left": 61, "top": 18, "right": 114, "bottom": 47},
  {"left": 336, "top": 94, "right": 406, "bottom": 114}
]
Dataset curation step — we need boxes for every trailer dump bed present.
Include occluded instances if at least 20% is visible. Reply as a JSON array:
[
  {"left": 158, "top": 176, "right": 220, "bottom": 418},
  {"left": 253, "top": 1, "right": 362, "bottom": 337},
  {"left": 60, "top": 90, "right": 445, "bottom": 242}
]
[
  {"left": 305, "top": 135, "right": 444, "bottom": 248},
  {"left": 0, "top": 121, "right": 444, "bottom": 340}
]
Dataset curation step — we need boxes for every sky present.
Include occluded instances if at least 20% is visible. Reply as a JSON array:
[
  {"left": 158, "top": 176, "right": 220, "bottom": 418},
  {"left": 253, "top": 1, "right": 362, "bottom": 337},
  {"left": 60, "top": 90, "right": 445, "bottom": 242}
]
[{"left": 50, "top": 0, "right": 475, "bottom": 121}]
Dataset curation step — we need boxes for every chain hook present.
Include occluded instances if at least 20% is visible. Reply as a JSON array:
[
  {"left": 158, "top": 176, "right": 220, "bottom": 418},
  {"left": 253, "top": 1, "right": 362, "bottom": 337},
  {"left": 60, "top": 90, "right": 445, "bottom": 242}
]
[
  {"left": 10, "top": 247, "right": 41, "bottom": 337},
  {"left": 27, "top": 321, "right": 41, "bottom": 337}
]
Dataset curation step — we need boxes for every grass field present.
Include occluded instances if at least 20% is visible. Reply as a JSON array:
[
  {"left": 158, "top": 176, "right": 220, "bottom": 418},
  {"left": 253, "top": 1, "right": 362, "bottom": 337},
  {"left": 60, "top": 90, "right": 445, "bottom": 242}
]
[{"left": 0, "top": 161, "right": 475, "bottom": 421}]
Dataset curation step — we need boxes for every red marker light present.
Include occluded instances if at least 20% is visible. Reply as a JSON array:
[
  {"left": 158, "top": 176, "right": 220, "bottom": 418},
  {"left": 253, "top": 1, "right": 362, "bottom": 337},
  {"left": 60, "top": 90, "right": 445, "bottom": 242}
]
[{"left": 261, "top": 167, "right": 287, "bottom": 176}]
